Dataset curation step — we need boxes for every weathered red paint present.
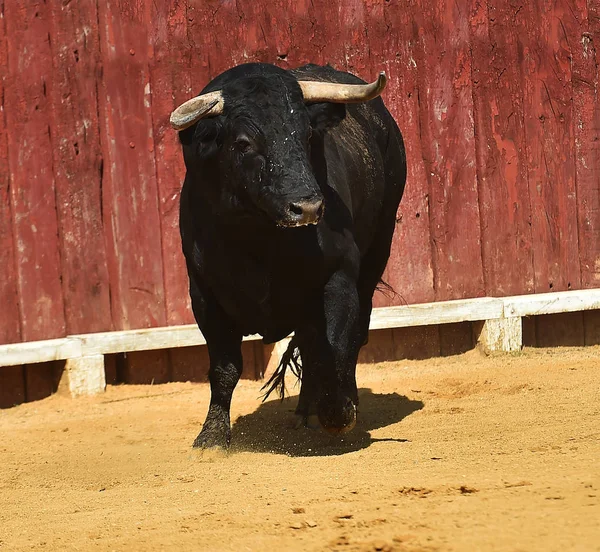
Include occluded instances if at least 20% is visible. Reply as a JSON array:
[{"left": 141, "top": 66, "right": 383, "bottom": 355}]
[
  {"left": 374, "top": 0, "right": 435, "bottom": 307},
  {"left": 574, "top": 0, "right": 600, "bottom": 289},
  {"left": 149, "top": 1, "right": 193, "bottom": 326},
  {"left": 4, "top": 0, "right": 66, "bottom": 342},
  {"left": 0, "top": 0, "right": 21, "bottom": 347},
  {"left": 96, "top": 0, "right": 167, "bottom": 331},
  {"left": 469, "top": 0, "right": 535, "bottom": 296},
  {"left": 0, "top": 0, "right": 26, "bottom": 405},
  {"left": 0, "top": 0, "right": 598, "bottom": 366},
  {"left": 414, "top": 0, "right": 486, "bottom": 301},
  {"left": 48, "top": 0, "right": 113, "bottom": 335},
  {"left": 518, "top": 0, "right": 581, "bottom": 293}
]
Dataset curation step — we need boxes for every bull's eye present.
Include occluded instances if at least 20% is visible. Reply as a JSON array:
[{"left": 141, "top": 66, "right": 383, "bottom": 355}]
[{"left": 235, "top": 136, "right": 254, "bottom": 155}]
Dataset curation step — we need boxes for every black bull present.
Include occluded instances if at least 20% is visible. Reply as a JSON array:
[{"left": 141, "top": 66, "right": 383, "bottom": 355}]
[{"left": 174, "top": 63, "right": 406, "bottom": 448}]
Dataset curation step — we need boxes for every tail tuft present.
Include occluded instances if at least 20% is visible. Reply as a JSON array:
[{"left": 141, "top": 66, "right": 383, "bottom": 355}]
[
  {"left": 375, "top": 279, "right": 398, "bottom": 299},
  {"left": 261, "top": 336, "right": 302, "bottom": 401}
]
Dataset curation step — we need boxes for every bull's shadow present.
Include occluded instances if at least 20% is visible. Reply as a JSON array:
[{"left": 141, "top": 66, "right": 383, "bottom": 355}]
[{"left": 230, "top": 388, "right": 423, "bottom": 457}]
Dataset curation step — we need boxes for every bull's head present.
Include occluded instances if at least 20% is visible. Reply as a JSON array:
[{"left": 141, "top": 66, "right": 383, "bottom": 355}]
[{"left": 171, "top": 65, "right": 386, "bottom": 228}]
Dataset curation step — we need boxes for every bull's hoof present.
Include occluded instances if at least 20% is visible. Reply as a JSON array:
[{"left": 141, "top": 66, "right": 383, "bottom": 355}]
[
  {"left": 192, "top": 418, "right": 231, "bottom": 449},
  {"left": 192, "top": 428, "right": 230, "bottom": 449},
  {"left": 293, "top": 414, "right": 321, "bottom": 430},
  {"left": 318, "top": 395, "right": 357, "bottom": 435}
]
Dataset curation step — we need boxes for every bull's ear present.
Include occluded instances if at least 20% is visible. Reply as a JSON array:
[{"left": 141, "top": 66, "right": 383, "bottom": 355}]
[{"left": 306, "top": 102, "right": 346, "bottom": 132}]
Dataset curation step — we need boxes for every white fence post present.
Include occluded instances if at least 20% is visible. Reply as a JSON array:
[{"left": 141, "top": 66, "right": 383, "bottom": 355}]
[
  {"left": 61, "top": 354, "right": 106, "bottom": 396},
  {"left": 476, "top": 317, "right": 523, "bottom": 353}
]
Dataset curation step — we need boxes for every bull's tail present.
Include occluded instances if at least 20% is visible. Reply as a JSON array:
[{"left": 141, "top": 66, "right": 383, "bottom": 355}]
[
  {"left": 375, "top": 278, "right": 399, "bottom": 300},
  {"left": 260, "top": 335, "right": 302, "bottom": 401}
]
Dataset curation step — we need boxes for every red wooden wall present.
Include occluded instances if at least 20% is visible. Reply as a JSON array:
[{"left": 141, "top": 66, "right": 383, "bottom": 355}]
[{"left": 1, "top": 0, "right": 600, "bottom": 347}]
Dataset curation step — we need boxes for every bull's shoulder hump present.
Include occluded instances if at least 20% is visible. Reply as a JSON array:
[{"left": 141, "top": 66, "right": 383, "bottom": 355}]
[{"left": 291, "top": 64, "right": 366, "bottom": 86}]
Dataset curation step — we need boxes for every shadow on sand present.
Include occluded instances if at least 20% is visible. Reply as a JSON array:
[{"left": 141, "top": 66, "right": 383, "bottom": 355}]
[{"left": 230, "top": 388, "right": 424, "bottom": 457}]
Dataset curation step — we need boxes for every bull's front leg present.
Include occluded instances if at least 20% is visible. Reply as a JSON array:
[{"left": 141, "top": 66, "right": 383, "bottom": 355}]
[
  {"left": 316, "top": 267, "right": 361, "bottom": 434},
  {"left": 190, "top": 280, "right": 243, "bottom": 449},
  {"left": 194, "top": 334, "right": 243, "bottom": 448}
]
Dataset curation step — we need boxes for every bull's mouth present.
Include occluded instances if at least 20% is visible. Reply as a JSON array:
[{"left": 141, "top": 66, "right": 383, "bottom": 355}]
[{"left": 276, "top": 217, "right": 321, "bottom": 229}]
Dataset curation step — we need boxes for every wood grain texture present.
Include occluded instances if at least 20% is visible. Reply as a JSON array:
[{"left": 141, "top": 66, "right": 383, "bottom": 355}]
[
  {"left": 357, "top": 329, "right": 395, "bottom": 364},
  {"left": 392, "top": 325, "right": 441, "bottom": 360},
  {"left": 413, "top": 0, "right": 485, "bottom": 301},
  {"left": 469, "top": 0, "right": 535, "bottom": 296},
  {"left": 0, "top": 0, "right": 22, "bottom": 347},
  {"left": 0, "top": 366, "right": 25, "bottom": 409},
  {"left": 439, "top": 322, "right": 474, "bottom": 356},
  {"left": 373, "top": 0, "right": 435, "bottom": 307},
  {"left": 573, "top": 0, "right": 600, "bottom": 288},
  {"left": 24, "top": 361, "right": 63, "bottom": 403},
  {"left": 96, "top": 0, "right": 167, "bottom": 331},
  {"left": 170, "top": 345, "right": 210, "bottom": 382},
  {"left": 4, "top": 0, "right": 66, "bottom": 342},
  {"left": 0, "top": 0, "right": 599, "bottom": 350},
  {"left": 149, "top": 1, "right": 193, "bottom": 326},
  {"left": 121, "top": 350, "right": 171, "bottom": 385},
  {"left": 535, "top": 312, "right": 585, "bottom": 347},
  {"left": 48, "top": 0, "right": 112, "bottom": 335},
  {"left": 517, "top": 0, "right": 581, "bottom": 293},
  {"left": 583, "top": 310, "right": 600, "bottom": 345}
]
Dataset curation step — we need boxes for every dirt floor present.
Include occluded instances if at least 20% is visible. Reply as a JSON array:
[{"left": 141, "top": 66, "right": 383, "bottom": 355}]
[{"left": 1, "top": 347, "right": 599, "bottom": 551}]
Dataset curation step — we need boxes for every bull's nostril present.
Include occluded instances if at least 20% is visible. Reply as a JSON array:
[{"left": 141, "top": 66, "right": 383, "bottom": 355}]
[{"left": 289, "top": 203, "right": 304, "bottom": 216}]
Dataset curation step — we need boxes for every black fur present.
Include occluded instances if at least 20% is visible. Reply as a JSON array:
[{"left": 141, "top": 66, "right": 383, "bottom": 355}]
[{"left": 179, "top": 63, "right": 407, "bottom": 447}]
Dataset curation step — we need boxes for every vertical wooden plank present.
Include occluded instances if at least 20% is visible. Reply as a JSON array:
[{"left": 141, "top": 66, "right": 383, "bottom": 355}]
[
  {"left": 0, "top": 0, "right": 23, "bottom": 351},
  {"left": 237, "top": 0, "right": 280, "bottom": 65},
  {"left": 265, "top": 0, "right": 296, "bottom": 68},
  {"left": 189, "top": 0, "right": 250, "bottom": 79},
  {"left": 4, "top": 1, "right": 66, "bottom": 342},
  {"left": 440, "top": 322, "right": 474, "bottom": 356},
  {"left": 535, "top": 312, "right": 585, "bottom": 348},
  {"left": 392, "top": 325, "right": 441, "bottom": 360},
  {"left": 574, "top": 1, "right": 600, "bottom": 289},
  {"left": 25, "top": 361, "right": 63, "bottom": 403},
  {"left": 288, "top": 0, "right": 338, "bottom": 67},
  {"left": 375, "top": 0, "right": 435, "bottom": 307},
  {"left": 357, "top": 329, "right": 395, "bottom": 364},
  {"left": 583, "top": 310, "right": 600, "bottom": 345},
  {"left": 122, "top": 350, "right": 171, "bottom": 385},
  {"left": 148, "top": 1, "right": 194, "bottom": 326},
  {"left": 96, "top": 0, "right": 167, "bottom": 331},
  {"left": 104, "top": 353, "right": 118, "bottom": 386},
  {"left": 48, "top": 1, "right": 112, "bottom": 335},
  {"left": 241, "top": 341, "right": 258, "bottom": 380},
  {"left": 414, "top": 0, "right": 485, "bottom": 301},
  {"left": 517, "top": 0, "right": 581, "bottom": 293},
  {"left": 522, "top": 316, "right": 537, "bottom": 347},
  {"left": 170, "top": 345, "right": 210, "bottom": 382},
  {"left": 337, "top": 0, "right": 368, "bottom": 74},
  {"left": 0, "top": 367, "right": 26, "bottom": 409},
  {"left": 469, "top": 0, "right": 535, "bottom": 297},
  {"left": 186, "top": 0, "right": 218, "bottom": 87}
]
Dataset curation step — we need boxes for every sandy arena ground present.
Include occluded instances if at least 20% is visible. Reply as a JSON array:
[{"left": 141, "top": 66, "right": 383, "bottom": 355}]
[{"left": 1, "top": 347, "right": 599, "bottom": 551}]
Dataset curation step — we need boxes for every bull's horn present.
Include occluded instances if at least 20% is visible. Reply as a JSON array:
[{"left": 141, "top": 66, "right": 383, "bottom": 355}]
[
  {"left": 169, "top": 90, "right": 224, "bottom": 130},
  {"left": 298, "top": 72, "right": 387, "bottom": 104}
]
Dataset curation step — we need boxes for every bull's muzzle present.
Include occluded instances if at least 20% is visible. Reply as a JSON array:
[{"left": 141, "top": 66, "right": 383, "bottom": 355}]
[{"left": 281, "top": 197, "right": 324, "bottom": 227}]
